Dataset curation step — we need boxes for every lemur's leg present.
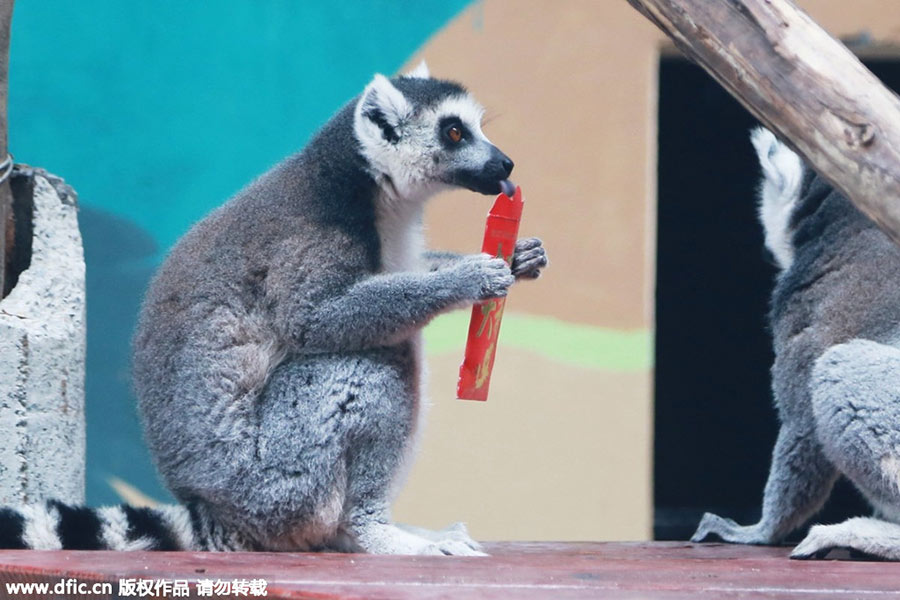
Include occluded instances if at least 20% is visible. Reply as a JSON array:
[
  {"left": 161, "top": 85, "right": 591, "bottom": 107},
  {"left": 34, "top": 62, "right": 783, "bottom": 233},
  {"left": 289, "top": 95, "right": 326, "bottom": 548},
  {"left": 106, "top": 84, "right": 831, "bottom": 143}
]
[
  {"left": 692, "top": 424, "right": 838, "bottom": 545},
  {"left": 343, "top": 435, "right": 487, "bottom": 556},
  {"left": 336, "top": 348, "right": 485, "bottom": 556},
  {"left": 193, "top": 355, "right": 355, "bottom": 551},
  {"left": 196, "top": 350, "right": 422, "bottom": 553},
  {"left": 791, "top": 339, "right": 900, "bottom": 560},
  {"left": 346, "top": 507, "right": 485, "bottom": 556}
]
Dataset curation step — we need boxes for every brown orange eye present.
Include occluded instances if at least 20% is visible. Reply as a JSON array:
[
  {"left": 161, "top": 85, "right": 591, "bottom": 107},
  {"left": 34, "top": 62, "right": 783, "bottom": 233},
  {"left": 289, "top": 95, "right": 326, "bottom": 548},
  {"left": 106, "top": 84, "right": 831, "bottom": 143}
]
[{"left": 447, "top": 125, "right": 462, "bottom": 143}]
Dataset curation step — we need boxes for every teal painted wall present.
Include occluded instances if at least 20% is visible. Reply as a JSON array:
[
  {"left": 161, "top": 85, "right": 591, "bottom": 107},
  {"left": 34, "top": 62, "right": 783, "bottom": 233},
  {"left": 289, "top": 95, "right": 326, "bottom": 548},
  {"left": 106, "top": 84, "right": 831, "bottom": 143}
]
[{"left": 9, "top": 0, "right": 470, "bottom": 504}]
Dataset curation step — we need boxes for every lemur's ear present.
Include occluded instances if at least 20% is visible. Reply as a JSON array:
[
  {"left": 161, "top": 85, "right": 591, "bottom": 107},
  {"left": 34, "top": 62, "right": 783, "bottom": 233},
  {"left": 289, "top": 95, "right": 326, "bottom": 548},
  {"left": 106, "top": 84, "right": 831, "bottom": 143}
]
[
  {"left": 354, "top": 74, "right": 412, "bottom": 145},
  {"left": 405, "top": 60, "right": 430, "bottom": 79}
]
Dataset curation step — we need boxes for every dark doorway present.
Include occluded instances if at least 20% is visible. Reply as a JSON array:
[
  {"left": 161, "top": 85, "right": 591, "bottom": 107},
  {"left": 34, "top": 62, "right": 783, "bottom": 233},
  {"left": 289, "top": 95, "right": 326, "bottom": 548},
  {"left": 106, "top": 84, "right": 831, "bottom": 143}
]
[{"left": 653, "top": 56, "right": 900, "bottom": 540}]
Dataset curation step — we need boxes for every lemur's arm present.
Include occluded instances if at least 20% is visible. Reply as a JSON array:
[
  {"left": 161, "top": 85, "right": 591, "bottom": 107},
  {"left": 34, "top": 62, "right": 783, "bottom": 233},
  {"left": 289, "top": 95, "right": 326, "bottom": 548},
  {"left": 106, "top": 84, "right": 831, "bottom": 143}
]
[
  {"left": 424, "top": 237, "right": 547, "bottom": 278},
  {"left": 423, "top": 250, "right": 463, "bottom": 272},
  {"left": 274, "top": 254, "right": 514, "bottom": 353}
]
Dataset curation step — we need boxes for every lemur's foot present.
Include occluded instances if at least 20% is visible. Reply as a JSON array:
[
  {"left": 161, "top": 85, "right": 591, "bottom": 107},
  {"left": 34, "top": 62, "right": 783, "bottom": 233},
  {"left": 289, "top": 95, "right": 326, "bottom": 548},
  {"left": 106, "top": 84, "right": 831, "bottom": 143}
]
[
  {"left": 791, "top": 524, "right": 850, "bottom": 560},
  {"left": 791, "top": 518, "right": 900, "bottom": 561},
  {"left": 691, "top": 512, "right": 774, "bottom": 545},
  {"left": 511, "top": 237, "right": 548, "bottom": 280},
  {"left": 397, "top": 522, "right": 485, "bottom": 554},
  {"left": 355, "top": 522, "right": 487, "bottom": 556}
]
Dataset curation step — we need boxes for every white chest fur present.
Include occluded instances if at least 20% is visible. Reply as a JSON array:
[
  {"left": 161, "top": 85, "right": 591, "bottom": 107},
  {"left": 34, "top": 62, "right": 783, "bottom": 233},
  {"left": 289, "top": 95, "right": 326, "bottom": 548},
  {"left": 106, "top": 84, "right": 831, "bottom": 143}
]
[
  {"left": 374, "top": 192, "right": 425, "bottom": 273},
  {"left": 373, "top": 192, "right": 430, "bottom": 493}
]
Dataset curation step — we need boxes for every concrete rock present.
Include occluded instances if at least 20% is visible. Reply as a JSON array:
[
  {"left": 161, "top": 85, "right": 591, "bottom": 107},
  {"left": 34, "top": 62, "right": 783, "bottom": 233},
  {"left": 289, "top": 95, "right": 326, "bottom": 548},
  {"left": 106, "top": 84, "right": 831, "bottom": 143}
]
[{"left": 0, "top": 170, "right": 85, "bottom": 505}]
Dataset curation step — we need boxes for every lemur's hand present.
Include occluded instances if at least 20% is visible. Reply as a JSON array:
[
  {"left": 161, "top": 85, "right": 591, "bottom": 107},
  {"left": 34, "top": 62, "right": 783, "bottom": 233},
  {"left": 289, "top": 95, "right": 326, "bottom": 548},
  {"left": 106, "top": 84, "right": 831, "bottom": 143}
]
[
  {"left": 452, "top": 253, "right": 515, "bottom": 301},
  {"left": 511, "top": 237, "right": 548, "bottom": 280}
]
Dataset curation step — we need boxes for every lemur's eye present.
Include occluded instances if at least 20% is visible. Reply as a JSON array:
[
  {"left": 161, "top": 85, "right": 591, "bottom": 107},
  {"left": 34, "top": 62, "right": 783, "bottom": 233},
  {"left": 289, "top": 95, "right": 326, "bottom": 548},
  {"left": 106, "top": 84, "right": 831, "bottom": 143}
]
[
  {"left": 440, "top": 118, "right": 467, "bottom": 146},
  {"left": 447, "top": 125, "right": 463, "bottom": 143}
]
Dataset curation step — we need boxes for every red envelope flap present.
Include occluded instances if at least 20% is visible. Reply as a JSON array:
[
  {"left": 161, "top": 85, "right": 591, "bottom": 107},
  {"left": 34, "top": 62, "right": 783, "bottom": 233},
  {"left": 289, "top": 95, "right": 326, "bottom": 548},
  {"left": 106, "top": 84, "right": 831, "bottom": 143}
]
[{"left": 487, "top": 185, "right": 524, "bottom": 222}]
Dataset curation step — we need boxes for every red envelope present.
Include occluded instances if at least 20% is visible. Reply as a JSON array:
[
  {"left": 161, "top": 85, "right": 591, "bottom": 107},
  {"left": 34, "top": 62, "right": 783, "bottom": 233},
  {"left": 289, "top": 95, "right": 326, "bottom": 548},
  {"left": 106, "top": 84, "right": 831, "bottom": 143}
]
[{"left": 457, "top": 186, "right": 524, "bottom": 401}]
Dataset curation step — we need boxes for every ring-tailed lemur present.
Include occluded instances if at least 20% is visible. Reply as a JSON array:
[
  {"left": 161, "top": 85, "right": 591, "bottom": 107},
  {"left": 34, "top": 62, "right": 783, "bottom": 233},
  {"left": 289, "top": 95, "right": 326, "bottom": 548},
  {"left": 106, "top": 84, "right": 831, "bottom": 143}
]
[
  {"left": 0, "top": 62, "right": 548, "bottom": 554},
  {"left": 692, "top": 127, "right": 900, "bottom": 560}
]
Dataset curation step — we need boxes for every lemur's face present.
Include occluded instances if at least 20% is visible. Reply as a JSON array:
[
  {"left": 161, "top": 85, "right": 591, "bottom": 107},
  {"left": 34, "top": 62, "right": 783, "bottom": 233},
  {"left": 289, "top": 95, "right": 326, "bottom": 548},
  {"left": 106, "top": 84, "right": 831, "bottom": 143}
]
[{"left": 353, "top": 65, "right": 514, "bottom": 201}]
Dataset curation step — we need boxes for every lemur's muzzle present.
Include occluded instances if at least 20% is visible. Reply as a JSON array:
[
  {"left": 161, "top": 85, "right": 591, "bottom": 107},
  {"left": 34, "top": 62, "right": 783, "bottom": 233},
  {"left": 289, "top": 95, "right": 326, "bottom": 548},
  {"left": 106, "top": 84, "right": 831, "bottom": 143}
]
[{"left": 456, "top": 145, "right": 515, "bottom": 196}]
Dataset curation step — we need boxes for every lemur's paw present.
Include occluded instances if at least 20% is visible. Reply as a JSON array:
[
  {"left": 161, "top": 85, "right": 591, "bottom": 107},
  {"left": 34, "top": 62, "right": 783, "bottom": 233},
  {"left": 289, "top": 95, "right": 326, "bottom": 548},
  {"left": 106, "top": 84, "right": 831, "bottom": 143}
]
[
  {"left": 354, "top": 523, "right": 436, "bottom": 555},
  {"left": 398, "top": 522, "right": 485, "bottom": 554},
  {"left": 511, "top": 237, "right": 548, "bottom": 280},
  {"left": 691, "top": 512, "right": 772, "bottom": 545},
  {"left": 791, "top": 519, "right": 900, "bottom": 561},
  {"left": 454, "top": 253, "right": 515, "bottom": 300},
  {"left": 355, "top": 523, "right": 486, "bottom": 556},
  {"left": 791, "top": 525, "right": 845, "bottom": 560},
  {"left": 441, "top": 522, "right": 483, "bottom": 552},
  {"left": 426, "top": 538, "right": 488, "bottom": 557}
]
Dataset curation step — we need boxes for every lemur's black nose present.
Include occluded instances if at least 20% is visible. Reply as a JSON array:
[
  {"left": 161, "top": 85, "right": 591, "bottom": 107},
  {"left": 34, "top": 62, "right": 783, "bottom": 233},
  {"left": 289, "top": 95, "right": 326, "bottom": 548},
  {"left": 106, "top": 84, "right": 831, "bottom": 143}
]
[
  {"left": 458, "top": 145, "right": 517, "bottom": 195},
  {"left": 489, "top": 145, "right": 514, "bottom": 177}
]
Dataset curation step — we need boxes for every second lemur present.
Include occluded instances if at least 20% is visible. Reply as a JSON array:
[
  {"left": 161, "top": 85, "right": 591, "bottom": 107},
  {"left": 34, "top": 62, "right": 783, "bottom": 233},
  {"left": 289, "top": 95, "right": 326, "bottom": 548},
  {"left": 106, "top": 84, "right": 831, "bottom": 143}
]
[{"left": 692, "top": 127, "right": 900, "bottom": 560}]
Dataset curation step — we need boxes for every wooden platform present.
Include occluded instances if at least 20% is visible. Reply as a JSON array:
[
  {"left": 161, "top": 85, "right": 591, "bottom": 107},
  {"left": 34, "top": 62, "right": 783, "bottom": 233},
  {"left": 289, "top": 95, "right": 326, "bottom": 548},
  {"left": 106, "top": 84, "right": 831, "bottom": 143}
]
[{"left": 1, "top": 542, "right": 899, "bottom": 599}]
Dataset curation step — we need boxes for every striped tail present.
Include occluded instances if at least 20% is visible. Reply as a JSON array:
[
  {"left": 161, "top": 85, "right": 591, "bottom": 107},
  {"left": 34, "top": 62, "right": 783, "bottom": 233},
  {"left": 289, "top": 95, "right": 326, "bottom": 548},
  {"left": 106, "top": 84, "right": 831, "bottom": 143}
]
[{"left": 0, "top": 500, "right": 254, "bottom": 551}]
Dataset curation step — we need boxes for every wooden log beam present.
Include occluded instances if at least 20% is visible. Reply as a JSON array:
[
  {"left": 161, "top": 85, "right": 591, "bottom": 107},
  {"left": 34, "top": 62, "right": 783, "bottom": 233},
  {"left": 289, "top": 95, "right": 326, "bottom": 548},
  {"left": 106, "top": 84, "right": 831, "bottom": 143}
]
[{"left": 626, "top": 0, "right": 900, "bottom": 246}]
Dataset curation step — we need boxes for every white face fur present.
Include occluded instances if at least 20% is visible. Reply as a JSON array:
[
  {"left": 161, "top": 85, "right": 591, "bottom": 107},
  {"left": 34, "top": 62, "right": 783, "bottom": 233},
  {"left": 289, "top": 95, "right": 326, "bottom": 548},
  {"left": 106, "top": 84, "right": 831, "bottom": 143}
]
[{"left": 352, "top": 63, "right": 497, "bottom": 203}]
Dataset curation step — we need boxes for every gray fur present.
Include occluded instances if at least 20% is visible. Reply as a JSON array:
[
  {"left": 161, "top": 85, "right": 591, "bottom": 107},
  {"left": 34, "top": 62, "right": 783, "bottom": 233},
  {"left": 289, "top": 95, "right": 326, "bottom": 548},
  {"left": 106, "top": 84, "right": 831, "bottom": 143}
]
[
  {"left": 692, "top": 128, "right": 900, "bottom": 560},
  {"left": 131, "top": 70, "right": 546, "bottom": 554}
]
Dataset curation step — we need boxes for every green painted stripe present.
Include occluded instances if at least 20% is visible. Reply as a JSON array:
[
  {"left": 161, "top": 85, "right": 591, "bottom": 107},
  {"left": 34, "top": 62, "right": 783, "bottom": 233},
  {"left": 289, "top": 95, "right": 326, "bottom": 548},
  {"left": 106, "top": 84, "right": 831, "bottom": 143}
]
[{"left": 423, "top": 312, "right": 653, "bottom": 371}]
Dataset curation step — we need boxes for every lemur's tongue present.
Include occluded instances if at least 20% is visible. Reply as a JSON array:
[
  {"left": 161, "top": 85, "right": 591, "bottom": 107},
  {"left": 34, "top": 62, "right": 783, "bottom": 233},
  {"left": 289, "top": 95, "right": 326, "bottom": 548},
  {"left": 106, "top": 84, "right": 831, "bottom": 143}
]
[{"left": 499, "top": 179, "right": 516, "bottom": 197}]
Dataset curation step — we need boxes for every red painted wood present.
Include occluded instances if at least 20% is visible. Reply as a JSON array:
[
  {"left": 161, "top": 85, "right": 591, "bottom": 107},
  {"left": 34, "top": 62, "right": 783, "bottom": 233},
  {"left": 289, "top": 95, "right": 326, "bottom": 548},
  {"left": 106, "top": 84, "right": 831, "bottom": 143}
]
[{"left": 0, "top": 542, "right": 898, "bottom": 599}]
